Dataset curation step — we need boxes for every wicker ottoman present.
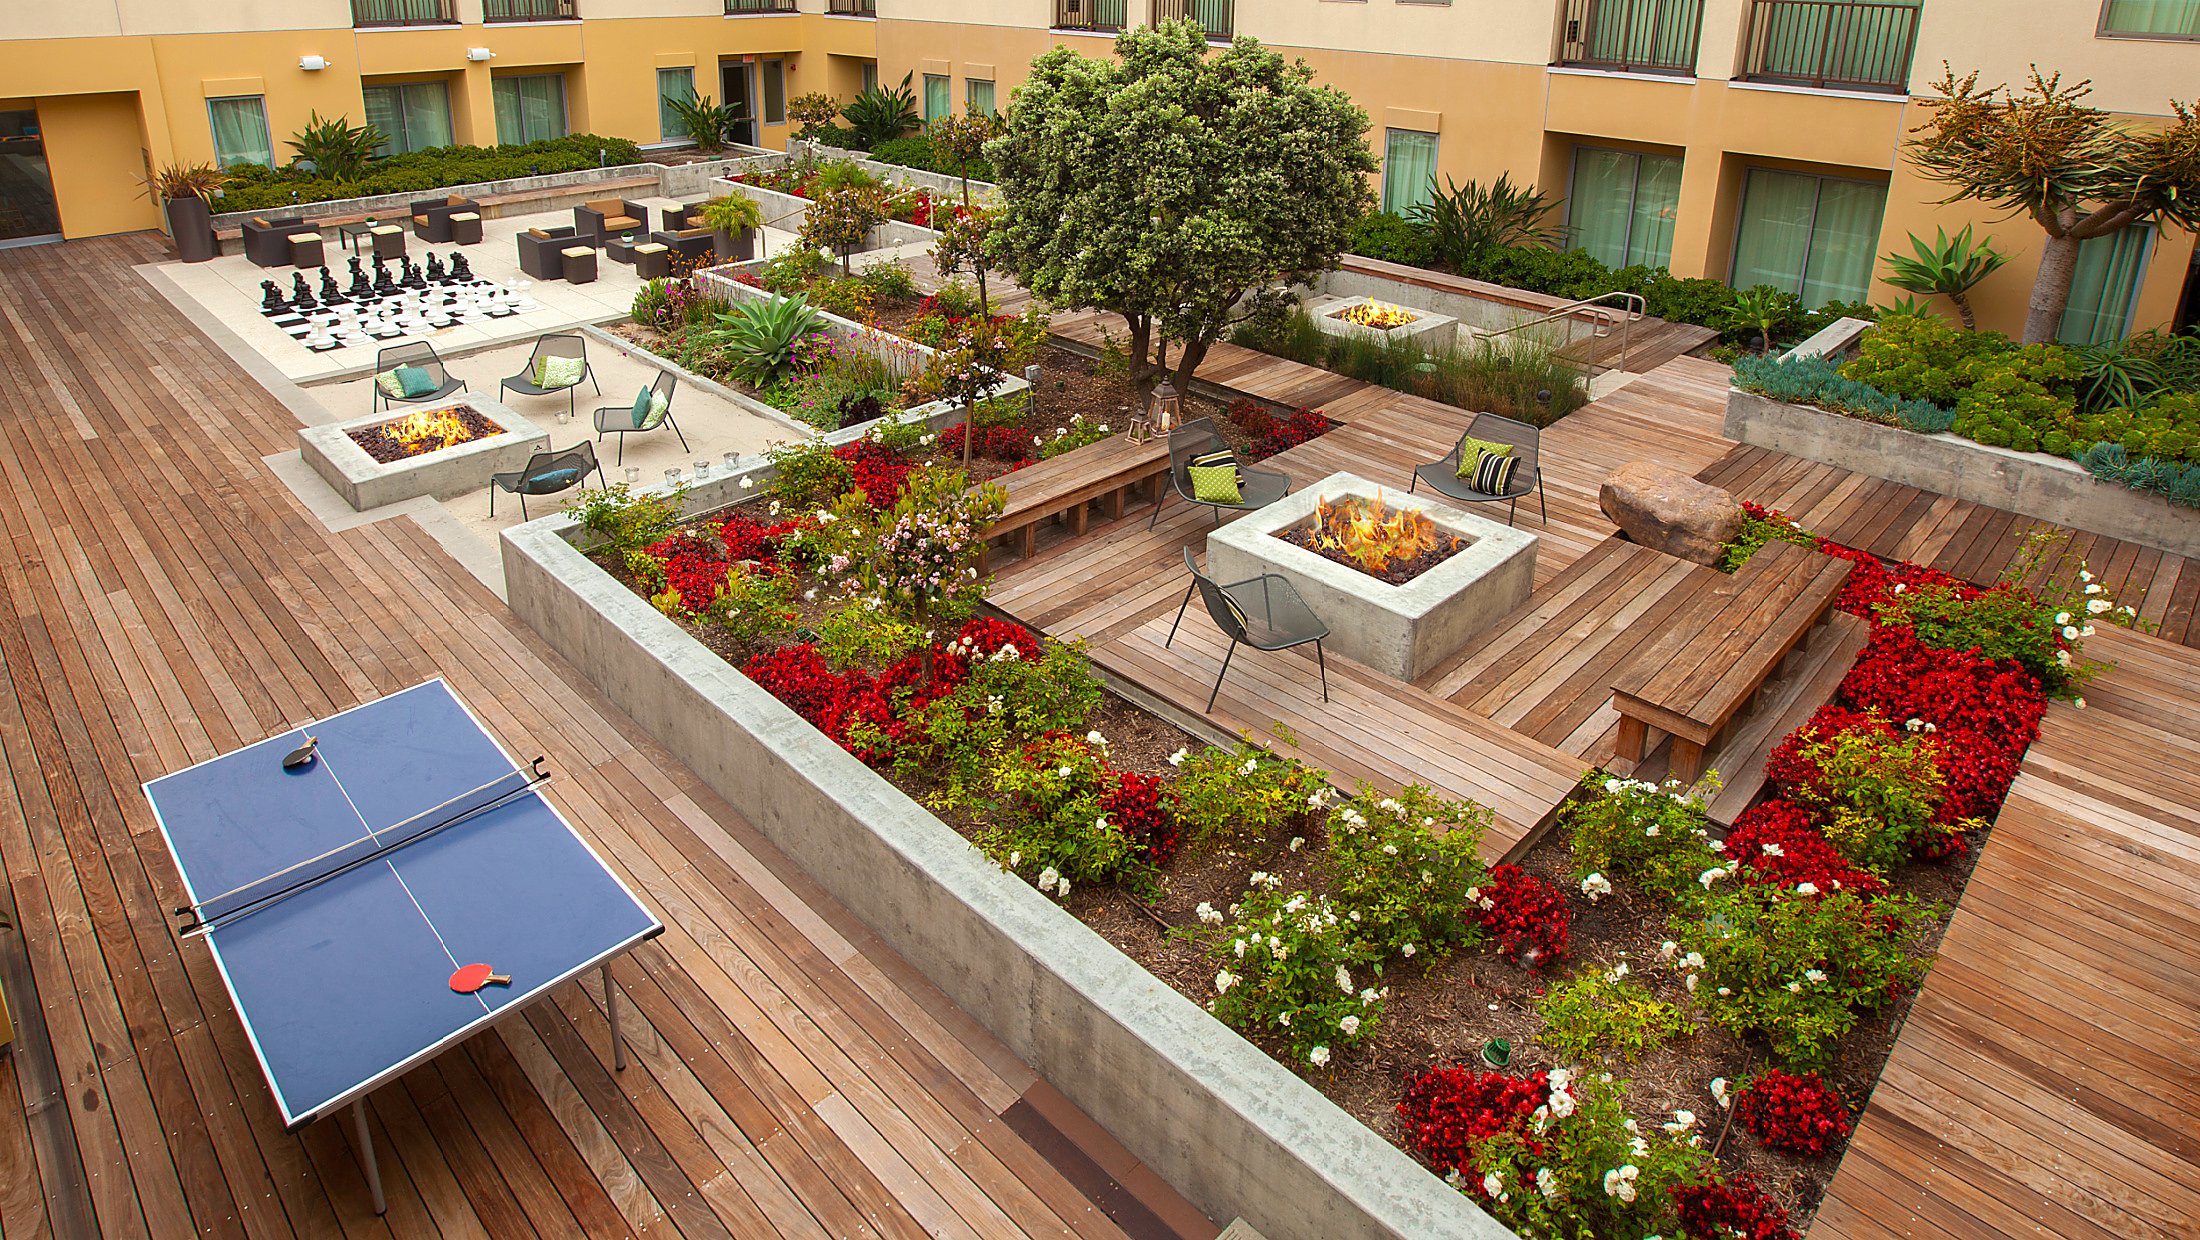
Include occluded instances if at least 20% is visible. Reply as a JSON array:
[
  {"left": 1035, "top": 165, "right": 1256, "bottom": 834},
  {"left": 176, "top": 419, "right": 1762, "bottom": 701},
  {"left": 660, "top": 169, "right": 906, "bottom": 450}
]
[
  {"left": 370, "top": 224, "right": 407, "bottom": 260},
  {"left": 560, "top": 245, "right": 598, "bottom": 284},
  {"left": 446, "top": 211, "right": 483, "bottom": 245},
  {"left": 288, "top": 231, "right": 325, "bottom": 268},
  {"left": 631, "top": 241, "right": 671, "bottom": 280}
]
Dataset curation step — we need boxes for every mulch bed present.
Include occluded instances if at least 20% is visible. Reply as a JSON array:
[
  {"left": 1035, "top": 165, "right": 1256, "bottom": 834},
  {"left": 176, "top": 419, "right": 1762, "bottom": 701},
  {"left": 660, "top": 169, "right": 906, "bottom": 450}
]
[{"left": 346, "top": 405, "right": 503, "bottom": 463}]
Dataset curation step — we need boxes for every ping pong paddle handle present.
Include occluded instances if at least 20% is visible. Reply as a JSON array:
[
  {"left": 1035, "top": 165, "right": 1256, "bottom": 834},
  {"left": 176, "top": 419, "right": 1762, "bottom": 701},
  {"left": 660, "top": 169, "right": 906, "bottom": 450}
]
[{"left": 483, "top": 972, "right": 510, "bottom": 986}]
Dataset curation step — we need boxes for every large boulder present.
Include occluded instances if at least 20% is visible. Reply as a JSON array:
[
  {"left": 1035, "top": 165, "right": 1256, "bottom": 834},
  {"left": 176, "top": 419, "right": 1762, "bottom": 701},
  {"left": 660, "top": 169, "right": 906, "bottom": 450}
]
[{"left": 1599, "top": 461, "right": 1744, "bottom": 567}]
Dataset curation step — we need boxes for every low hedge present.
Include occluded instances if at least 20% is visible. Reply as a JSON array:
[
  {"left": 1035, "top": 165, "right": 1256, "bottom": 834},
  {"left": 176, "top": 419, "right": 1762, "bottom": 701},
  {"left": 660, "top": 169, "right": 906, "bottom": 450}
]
[
  {"left": 216, "top": 134, "right": 645, "bottom": 211},
  {"left": 866, "top": 134, "right": 995, "bottom": 185}
]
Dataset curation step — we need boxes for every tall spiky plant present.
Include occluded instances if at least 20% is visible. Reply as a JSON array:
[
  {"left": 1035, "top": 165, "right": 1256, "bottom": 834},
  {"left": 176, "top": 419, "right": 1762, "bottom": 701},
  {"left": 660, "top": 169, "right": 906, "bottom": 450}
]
[{"left": 1880, "top": 225, "right": 2009, "bottom": 330}]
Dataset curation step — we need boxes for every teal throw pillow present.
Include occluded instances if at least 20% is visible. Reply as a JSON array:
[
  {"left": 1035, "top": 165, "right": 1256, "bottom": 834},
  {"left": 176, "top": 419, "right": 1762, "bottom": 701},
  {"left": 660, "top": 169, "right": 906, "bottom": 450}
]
[
  {"left": 394, "top": 365, "right": 438, "bottom": 398},
  {"left": 630, "top": 386, "right": 652, "bottom": 429}
]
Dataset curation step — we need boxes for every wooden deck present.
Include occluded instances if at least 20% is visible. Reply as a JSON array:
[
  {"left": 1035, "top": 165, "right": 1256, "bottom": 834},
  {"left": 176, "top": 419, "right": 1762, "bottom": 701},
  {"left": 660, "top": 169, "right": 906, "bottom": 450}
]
[
  {"left": 1811, "top": 626, "right": 2200, "bottom": 1239},
  {"left": 0, "top": 235, "right": 1210, "bottom": 1240}
]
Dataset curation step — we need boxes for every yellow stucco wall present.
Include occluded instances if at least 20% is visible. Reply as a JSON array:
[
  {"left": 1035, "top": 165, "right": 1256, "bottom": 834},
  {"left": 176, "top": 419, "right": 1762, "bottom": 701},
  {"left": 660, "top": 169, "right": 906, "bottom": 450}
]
[{"left": 36, "top": 92, "right": 162, "bottom": 237}]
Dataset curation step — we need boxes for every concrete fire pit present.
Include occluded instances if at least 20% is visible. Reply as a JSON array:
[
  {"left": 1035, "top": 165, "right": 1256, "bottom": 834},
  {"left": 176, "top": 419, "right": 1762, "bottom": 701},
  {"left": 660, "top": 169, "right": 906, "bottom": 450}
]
[
  {"left": 298, "top": 394, "right": 549, "bottom": 511},
  {"left": 1308, "top": 294, "right": 1460, "bottom": 354},
  {"left": 1207, "top": 471, "right": 1536, "bottom": 680}
]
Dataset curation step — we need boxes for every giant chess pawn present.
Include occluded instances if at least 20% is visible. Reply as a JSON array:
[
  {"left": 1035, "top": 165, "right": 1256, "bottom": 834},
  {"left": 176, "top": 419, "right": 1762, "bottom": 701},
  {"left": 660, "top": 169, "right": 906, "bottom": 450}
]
[
  {"left": 372, "top": 260, "right": 396, "bottom": 296},
  {"left": 402, "top": 257, "right": 427, "bottom": 289},
  {"left": 260, "top": 279, "right": 288, "bottom": 314},
  {"left": 289, "top": 271, "right": 317, "bottom": 311},
  {"left": 318, "top": 266, "right": 343, "bottom": 304}
]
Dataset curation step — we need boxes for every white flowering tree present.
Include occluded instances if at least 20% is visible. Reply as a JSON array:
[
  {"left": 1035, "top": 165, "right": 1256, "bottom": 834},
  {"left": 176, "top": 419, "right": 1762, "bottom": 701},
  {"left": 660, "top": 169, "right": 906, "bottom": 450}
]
[
  {"left": 987, "top": 20, "right": 1377, "bottom": 397},
  {"left": 861, "top": 466, "right": 1006, "bottom": 675}
]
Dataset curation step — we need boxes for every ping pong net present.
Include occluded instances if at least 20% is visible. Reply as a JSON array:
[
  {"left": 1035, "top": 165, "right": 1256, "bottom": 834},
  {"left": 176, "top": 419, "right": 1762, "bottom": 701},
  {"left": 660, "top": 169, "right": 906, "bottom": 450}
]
[{"left": 175, "top": 755, "right": 551, "bottom": 937}]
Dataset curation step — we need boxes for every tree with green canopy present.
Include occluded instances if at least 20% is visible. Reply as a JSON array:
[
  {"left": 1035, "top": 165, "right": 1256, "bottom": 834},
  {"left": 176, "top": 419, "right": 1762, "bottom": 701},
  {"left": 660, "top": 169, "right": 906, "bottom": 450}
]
[
  {"left": 1907, "top": 67, "right": 2200, "bottom": 343},
  {"left": 987, "top": 21, "right": 1376, "bottom": 396}
]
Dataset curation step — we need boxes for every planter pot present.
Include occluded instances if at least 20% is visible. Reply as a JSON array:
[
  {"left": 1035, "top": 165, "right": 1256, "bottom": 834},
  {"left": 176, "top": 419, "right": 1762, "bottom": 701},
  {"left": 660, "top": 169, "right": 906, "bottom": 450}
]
[
  {"left": 714, "top": 225, "right": 756, "bottom": 263},
  {"left": 166, "top": 196, "right": 216, "bottom": 263}
]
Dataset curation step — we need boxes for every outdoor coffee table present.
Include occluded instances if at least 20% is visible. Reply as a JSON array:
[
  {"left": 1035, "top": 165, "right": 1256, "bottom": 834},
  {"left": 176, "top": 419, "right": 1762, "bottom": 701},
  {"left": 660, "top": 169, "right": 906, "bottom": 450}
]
[
  {"left": 337, "top": 221, "right": 381, "bottom": 255},
  {"left": 604, "top": 235, "right": 640, "bottom": 265}
]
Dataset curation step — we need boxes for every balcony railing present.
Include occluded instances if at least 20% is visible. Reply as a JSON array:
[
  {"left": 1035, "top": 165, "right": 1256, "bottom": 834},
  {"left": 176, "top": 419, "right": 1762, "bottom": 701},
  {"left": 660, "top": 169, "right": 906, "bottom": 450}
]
[
  {"left": 1152, "top": 0, "right": 1233, "bottom": 40},
  {"left": 724, "top": 0, "right": 796, "bottom": 11},
  {"left": 1053, "top": 0, "right": 1128, "bottom": 32},
  {"left": 352, "top": 0, "right": 454, "bottom": 26},
  {"left": 485, "top": 0, "right": 575, "bottom": 19},
  {"left": 1557, "top": 0, "right": 1705, "bottom": 76},
  {"left": 827, "top": 0, "right": 876, "bottom": 13},
  {"left": 1740, "top": 0, "right": 1920, "bottom": 93}
]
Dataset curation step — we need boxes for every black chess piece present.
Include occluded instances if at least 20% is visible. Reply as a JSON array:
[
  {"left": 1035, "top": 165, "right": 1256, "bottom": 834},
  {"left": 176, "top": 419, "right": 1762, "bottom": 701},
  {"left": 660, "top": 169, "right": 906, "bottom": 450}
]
[
  {"left": 347, "top": 258, "right": 371, "bottom": 300},
  {"left": 318, "top": 267, "right": 344, "bottom": 304},
  {"left": 373, "top": 261, "right": 396, "bottom": 295},
  {"left": 289, "top": 271, "right": 317, "bottom": 311},
  {"left": 260, "top": 280, "right": 288, "bottom": 314},
  {"left": 402, "top": 258, "right": 427, "bottom": 290},
  {"left": 424, "top": 252, "right": 445, "bottom": 283},
  {"left": 449, "top": 252, "right": 473, "bottom": 282}
]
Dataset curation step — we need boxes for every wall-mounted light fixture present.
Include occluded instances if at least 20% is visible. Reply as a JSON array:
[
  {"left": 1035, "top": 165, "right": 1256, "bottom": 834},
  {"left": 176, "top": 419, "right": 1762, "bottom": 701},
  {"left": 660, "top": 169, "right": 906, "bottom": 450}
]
[
  {"left": 466, "top": 47, "right": 495, "bottom": 62},
  {"left": 299, "top": 55, "right": 330, "bottom": 71}
]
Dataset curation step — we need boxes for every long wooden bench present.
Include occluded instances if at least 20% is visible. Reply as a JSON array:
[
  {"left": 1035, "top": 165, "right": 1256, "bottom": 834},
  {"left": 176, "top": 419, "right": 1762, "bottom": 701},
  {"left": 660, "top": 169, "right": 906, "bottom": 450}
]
[
  {"left": 1607, "top": 539, "right": 1853, "bottom": 785},
  {"left": 211, "top": 174, "right": 662, "bottom": 243},
  {"left": 977, "top": 434, "right": 1171, "bottom": 571}
]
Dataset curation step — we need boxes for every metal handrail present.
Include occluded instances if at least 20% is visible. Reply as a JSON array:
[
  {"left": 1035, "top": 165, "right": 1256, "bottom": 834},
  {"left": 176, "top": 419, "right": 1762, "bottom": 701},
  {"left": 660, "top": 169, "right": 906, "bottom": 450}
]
[
  {"left": 1740, "top": 0, "right": 1920, "bottom": 93},
  {"left": 1557, "top": 0, "right": 1706, "bottom": 76},
  {"left": 1482, "top": 290, "right": 1647, "bottom": 375}
]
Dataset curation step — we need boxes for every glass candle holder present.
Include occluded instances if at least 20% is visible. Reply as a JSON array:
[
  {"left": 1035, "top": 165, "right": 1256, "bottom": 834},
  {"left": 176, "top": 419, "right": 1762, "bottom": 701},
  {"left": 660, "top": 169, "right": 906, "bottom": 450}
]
[
  {"left": 723, "top": 450, "right": 741, "bottom": 472},
  {"left": 692, "top": 459, "right": 710, "bottom": 481},
  {"left": 664, "top": 467, "right": 683, "bottom": 488},
  {"left": 624, "top": 467, "right": 641, "bottom": 487}
]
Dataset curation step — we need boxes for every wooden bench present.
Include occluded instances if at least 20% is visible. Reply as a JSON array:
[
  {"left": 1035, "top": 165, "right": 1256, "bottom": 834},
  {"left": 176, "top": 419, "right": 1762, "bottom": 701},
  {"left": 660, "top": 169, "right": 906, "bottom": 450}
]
[
  {"left": 977, "top": 435, "right": 1171, "bottom": 571},
  {"left": 1607, "top": 540, "right": 1853, "bottom": 785},
  {"left": 212, "top": 175, "right": 662, "bottom": 243}
]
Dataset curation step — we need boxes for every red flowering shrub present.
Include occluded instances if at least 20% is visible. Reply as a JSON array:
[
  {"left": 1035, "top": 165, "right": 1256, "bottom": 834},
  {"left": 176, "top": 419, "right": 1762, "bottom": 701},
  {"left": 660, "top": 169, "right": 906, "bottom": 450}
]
[
  {"left": 953, "top": 616, "right": 1044, "bottom": 662},
  {"left": 1100, "top": 771, "right": 1180, "bottom": 864},
  {"left": 1723, "top": 801, "right": 1887, "bottom": 899},
  {"left": 1734, "top": 1069, "right": 1853, "bottom": 1157},
  {"left": 1813, "top": 540, "right": 1971, "bottom": 617},
  {"left": 1470, "top": 865, "right": 1570, "bottom": 967},
  {"left": 1762, "top": 705, "right": 1896, "bottom": 795},
  {"left": 1838, "top": 627, "right": 2047, "bottom": 746},
  {"left": 741, "top": 644, "right": 898, "bottom": 760},
  {"left": 714, "top": 511, "right": 799, "bottom": 566},
  {"left": 832, "top": 439, "right": 915, "bottom": 508},
  {"left": 939, "top": 422, "right": 1036, "bottom": 462},
  {"left": 1670, "top": 1175, "right": 1798, "bottom": 1240},
  {"left": 1395, "top": 1066, "right": 1548, "bottom": 1177},
  {"left": 1921, "top": 725, "right": 2022, "bottom": 824},
  {"left": 1225, "top": 399, "right": 1336, "bottom": 461}
]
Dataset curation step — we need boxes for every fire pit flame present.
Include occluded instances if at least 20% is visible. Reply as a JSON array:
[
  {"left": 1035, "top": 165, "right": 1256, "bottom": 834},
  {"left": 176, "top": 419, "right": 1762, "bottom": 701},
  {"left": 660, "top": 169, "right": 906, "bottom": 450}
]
[
  {"left": 1304, "top": 491, "right": 1462, "bottom": 577},
  {"left": 390, "top": 407, "right": 481, "bottom": 453}
]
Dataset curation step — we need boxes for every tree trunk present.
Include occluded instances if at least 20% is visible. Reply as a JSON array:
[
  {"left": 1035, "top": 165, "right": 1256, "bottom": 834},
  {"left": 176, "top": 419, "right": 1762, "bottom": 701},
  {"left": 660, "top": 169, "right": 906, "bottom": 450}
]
[
  {"left": 1126, "top": 315, "right": 1153, "bottom": 389},
  {"left": 960, "top": 400, "right": 974, "bottom": 472},
  {"left": 2023, "top": 232, "right": 2083, "bottom": 345},
  {"left": 1950, "top": 290, "right": 1978, "bottom": 332},
  {"left": 1171, "top": 338, "right": 1210, "bottom": 396}
]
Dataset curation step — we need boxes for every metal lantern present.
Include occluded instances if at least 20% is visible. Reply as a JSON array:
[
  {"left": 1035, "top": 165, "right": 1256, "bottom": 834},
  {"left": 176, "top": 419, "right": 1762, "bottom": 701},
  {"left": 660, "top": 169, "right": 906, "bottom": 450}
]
[{"left": 1149, "top": 378, "right": 1181, "bottom": 437}]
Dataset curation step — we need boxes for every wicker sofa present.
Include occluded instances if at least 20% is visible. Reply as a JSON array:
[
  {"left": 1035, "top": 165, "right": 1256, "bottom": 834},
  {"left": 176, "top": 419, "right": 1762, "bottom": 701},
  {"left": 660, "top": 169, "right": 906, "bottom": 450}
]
[
  {"left": 517, "top": 225, "right": 583, "bottom": 280},
  {"left": 241, "top": 216, "right": 315, "bottom": 267},
  {"left": 574, "top": 197, "right": 649, "bottom": 245},
  {"left": 410, "top": 195, "right": 482, "bottom": 243}
]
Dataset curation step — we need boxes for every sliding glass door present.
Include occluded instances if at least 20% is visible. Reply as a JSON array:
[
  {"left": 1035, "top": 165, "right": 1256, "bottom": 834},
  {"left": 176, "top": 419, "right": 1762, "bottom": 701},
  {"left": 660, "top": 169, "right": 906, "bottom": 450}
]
[
  {"left": 362, "top": 82, "right": 454, "bottom": 156},
  {"left": 1568, "top": 147, "right": 1683, "bottom": 270},
  {"left": 492, "top": 74, "right": 568, "bottom": 145},
  {"left": 1731, "top": 167, "right": 1887, "bottom": 306},
  {"left": 2059, "top": 226, "right": 2153, "bottom": 346}
]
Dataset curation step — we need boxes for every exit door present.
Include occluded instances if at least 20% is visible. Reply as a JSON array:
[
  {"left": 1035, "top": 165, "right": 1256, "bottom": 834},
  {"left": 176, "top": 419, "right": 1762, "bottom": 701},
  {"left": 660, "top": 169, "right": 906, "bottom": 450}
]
[
  {"left": 0, "top": 110, "right": 61, "bottom": 247},
  {"left": 719, "top": 63, "right": 757, "bottom": 148}
]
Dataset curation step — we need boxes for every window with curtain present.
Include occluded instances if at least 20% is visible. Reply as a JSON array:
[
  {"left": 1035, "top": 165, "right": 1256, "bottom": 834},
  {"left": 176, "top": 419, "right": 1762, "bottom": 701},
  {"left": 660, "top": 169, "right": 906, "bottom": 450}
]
[
  {"left": 761, "top": 59, "right": 786, "bottom": 124},
  {"left": 1730, "top": 168, "right": 1886, "bottom": 306},
  {"left": 2058, "top": 226, "right": 2153, "bottom": 346},
  {"left": 2101, "top": 0, "right": 2200, "bottom": 35},
  {"left": 966, "top": 79, "right": 996, "bottom": 116},
  {"left": 208, "top": 96, "right": 272, "bottom": 169},
  {"left": 492, "top": 74, "right": 568, "bottom": 145},
  {"left": 657, "top": 68, "right": 696, "bottom": 141},
  {"left": 1567, "top": 147, "right": 1683, "bottom": 269},
  {"left": 361, "top": 83, "right": 453, "bottom": 156},
  {"left": 861, "top": 61, "right": 879, "bottom": 94},
  {"left": 1382, "top": 129, "right": 1439, "bottom": 216},
  {"left": 923, "top": 75, "right": 951, "bottom": 122}
]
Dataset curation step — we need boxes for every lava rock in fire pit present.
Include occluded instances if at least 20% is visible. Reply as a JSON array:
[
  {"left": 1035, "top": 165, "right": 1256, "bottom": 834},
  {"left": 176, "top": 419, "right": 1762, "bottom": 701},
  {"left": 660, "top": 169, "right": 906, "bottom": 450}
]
[
  {"left": 345, "top": 405, "right": 507, "bottom": 464},
  {"left": 1599, "top": 461, "right": 1743, "bottom": 567}
]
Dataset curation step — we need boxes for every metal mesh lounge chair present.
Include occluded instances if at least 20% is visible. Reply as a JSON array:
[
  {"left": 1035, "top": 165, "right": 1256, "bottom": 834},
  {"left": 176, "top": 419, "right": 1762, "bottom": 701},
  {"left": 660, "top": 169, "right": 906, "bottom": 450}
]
[
  {"left": 370, "top": 342, "right": 466, "bottom": 414},
  {"left": 1409, "top": 411, "right": 1547, "bottom": 526},
  {"left": 1166, "top": 546, "right": 1330, "bottom": 712},
  {"left": 591, "top": 370, "right": 686, "bottom": 465},
  {"left": 499, "top": 333, "right": 600, "bottom": 420},
  {"left": 490, "top": 441, "right": 603, "bottom": 520},
  {"left": 1151, "top": 417, "right": 1291, "bottom": 529}
]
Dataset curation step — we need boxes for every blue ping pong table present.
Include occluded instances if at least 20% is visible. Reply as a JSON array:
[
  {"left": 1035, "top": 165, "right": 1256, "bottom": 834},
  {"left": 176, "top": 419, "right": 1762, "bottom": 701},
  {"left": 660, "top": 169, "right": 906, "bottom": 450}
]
[{"left": 144, "top": 678, "right": 663, "bottom": 1214}]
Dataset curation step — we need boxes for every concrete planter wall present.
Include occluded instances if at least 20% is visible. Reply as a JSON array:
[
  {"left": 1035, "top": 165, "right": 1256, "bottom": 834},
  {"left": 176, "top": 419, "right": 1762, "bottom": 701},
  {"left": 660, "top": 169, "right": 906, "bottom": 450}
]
[
  {"left": 707, "top": 176, "right": 937, "bottom": 250},
  {"left": 789, "top": 139, "right": 1001, "bottom": 202},
  {"left": 1318, "top": 262, "right": 1600, "bottom": 347},
  {"left": 1724, "top": 387, "right": 2200, "bottom": 559},
  {"left": 299, "top": 395, "right": 547, "bottom": 511},
  {"left": 498, "top": 499, "right": 1511, "bottom": 1240}
]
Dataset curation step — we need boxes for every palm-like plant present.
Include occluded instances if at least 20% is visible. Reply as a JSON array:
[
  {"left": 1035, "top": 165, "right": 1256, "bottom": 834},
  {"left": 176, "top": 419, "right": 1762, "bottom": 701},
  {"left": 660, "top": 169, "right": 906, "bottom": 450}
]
[
  {"left": 712, "top": 294, "right": 827, "bottom": 386},
  {"left": 665, "top": 92, "right": 737, "bottom": 153},
  {"left": 1723, "top": 285, "right": 1802, "bottom": 355},
  {"left": 1880, "top": 225, "right": 2009, "bottom": 331},
  {"left": 1414, "top": 173, "right": 1563, "bottom": 272},
  {"left": 287, "top": 112, "right": 386, "bottom": 181},
  {"left": 142, "top": 162, "right": 226, "bottom": 202},
  {"left": 844, "top": 73, "right": 919, "bottom": 149},
  {"left": 696, "top": 192, "right": 764, "bottom": 234}
]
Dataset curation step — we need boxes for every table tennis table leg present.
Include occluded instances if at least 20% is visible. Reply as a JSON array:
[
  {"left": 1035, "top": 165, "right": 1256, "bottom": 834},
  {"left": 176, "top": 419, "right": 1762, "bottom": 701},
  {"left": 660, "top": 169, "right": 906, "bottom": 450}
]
[
  {"left": 604, "top": 962, "right": 627, "bottom": 1072},
  {"left": 351, "top": 1098, "right": 387, "bottom": 1215}
]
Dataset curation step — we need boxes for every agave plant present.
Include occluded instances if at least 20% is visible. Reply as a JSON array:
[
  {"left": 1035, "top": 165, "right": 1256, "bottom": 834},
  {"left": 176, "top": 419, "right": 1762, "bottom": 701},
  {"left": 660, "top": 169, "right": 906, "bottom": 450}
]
[
  {"left": 665, "top": 92, "right": 738, "bottom": 153},
  {"left": 287, "top": 112, "right": 386, "bottom": 181},
  {"left": 1413, "top": 173, "right": 1563, "bottom": 271},
  {"left": 712, "top": 294, "right": 827, "bottom": 386},
  {"left": 1874, "top": 294, "right": 1940, "bottom": 321},
  {"left": 2071, "top": 340, "right": 2164, "bottom": 414},
  {"left": 1879, "top": 226, "right": 2008, "bottom": 331},
  {"left": 141, "top": 162, "right": 226, "bottom": 202},
  {"left": 1723, "top": 285, "right": 1802, "bottom": 355},
  {"left": 844, "top": 73, "right": 919, "bottom": 149}
]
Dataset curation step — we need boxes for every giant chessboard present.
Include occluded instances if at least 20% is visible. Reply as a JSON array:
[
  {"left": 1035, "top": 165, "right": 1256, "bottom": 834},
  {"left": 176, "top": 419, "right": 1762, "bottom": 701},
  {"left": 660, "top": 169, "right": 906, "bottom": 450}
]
[{"left": 260, "top": 254, "right": 541, "bottom": 353}]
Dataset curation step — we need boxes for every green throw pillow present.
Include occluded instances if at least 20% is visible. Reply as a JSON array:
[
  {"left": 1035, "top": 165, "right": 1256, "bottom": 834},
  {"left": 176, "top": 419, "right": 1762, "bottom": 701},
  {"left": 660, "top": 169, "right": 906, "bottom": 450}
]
[
  {"left": 374, "top": 370, "right": 405, "bottom": 399},
  {"left": 1188, "top": 463, "right": 1242, "bottom": 504},
  {"left": 538, "top": 354, "right": 585, "bottom": 388},
  {"left": 394, "top": 365, "right": 438, "bottom": 398},
  {"left": 640, "top": 390, "right": 671, "bottom": 430},
  {"left": 1454, "top": 435, "right": 1513, "bottom": 482},
  {"left": 630, "top": 386, "right": 652, "bottom": 429}
]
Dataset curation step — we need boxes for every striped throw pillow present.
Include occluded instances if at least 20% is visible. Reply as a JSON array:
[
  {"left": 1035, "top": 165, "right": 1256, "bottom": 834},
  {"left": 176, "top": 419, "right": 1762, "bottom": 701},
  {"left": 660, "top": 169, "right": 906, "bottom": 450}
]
[{"left": 1469, "top": 449, "right": 1519, "bottom": 496}]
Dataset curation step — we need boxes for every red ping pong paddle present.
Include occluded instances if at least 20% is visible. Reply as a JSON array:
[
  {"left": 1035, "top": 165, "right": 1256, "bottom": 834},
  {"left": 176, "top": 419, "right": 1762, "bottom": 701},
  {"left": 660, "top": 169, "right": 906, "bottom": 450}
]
[{"left": 449, "top": 963, "right": 512, "bottom": 993}]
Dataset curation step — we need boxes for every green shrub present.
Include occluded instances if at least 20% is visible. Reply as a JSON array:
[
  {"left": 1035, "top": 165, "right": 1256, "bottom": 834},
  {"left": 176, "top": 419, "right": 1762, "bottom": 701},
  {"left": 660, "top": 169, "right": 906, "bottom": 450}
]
[
  {"left": 765, "top": 438, "right": 854, "bottom": 508},
  {"left": 1779, "top": 724, "right": 1948, "bottom": 871},
  {"left": 1323, "top": 785, "right": 1490, "bottom": 959},
  {"left": 1674, "top": 887, "right": 1938, "bottom": 1070},
  {"left": 1461, "top": 1070, "right": 1709, "bottom": 1238},
  {"left": 1345, "top": 210, "right": 1436, "bottom": 267},
  {"left": 2064, "top": 391, "right": 2200, "bottom": 463},
  {"left": 1167, "top": 741, "right": 1329, "bottom": 846},
  {"left": 1562, "top": 774, "right": 1723, "bottom": 904},
  {"left": 1204, "top": 883, "right": 1385, "bottom": 1065},
  {"left": 1536, "top": 963, "right": 1693, "bottom": 1064},
  {"left": 1951, "top": 367, "right": 2075, "bottom": 454},
  {"left": 1839, "top": 314, "right": 2005, "bottom": 404},
  {"left": 217, "top": 134, "right": 643, "bottom": 211},
  {"left": 1720, "top": 504, "right": 1817, "bottom": 572},
  {"left": 888, "top": 636, "right": 1103, "bottom": 803},
  {"left": 977, "top": 733, "right": 1138, "bottom": 893}
]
